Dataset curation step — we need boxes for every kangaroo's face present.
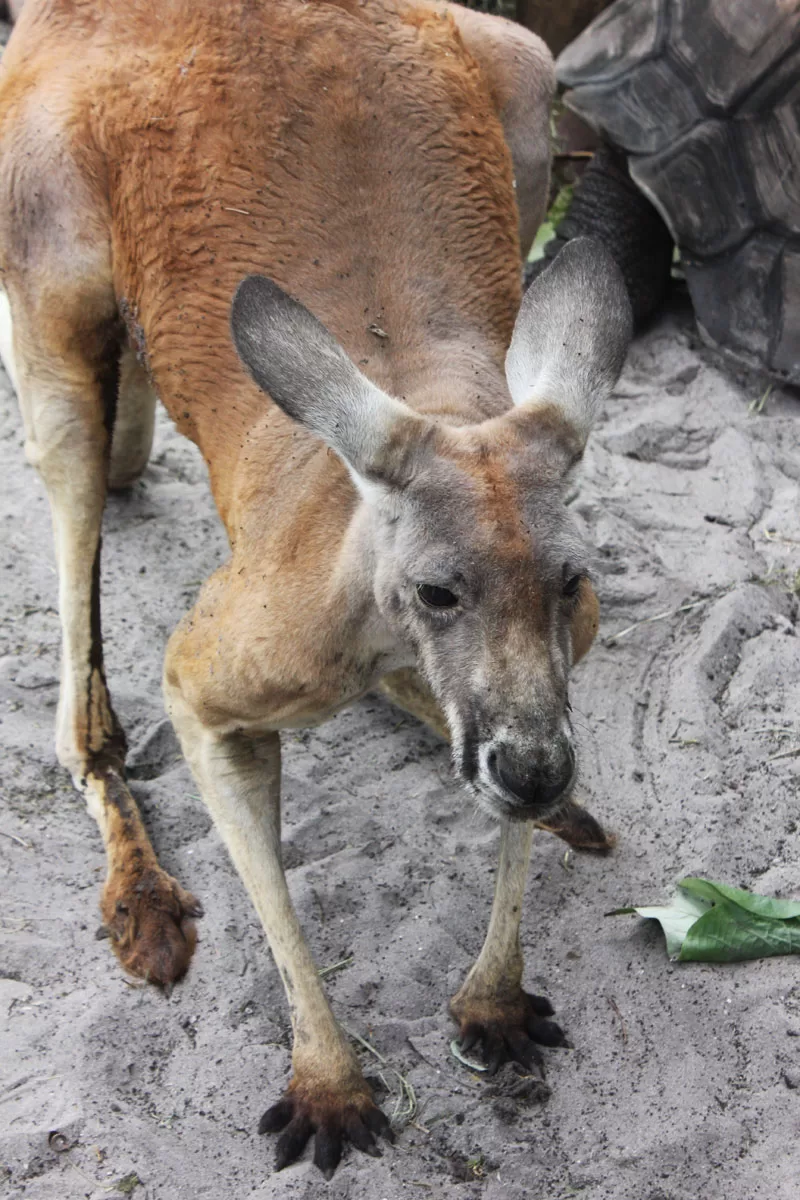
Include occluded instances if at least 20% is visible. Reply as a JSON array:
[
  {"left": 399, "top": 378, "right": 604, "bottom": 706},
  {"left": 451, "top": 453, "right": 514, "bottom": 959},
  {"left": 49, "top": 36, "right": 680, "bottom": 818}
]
[
  {"left": 368, "top": 410, "right": 599, "bottom": 818},
  {"left": 231, "top": 238, "right": 631, "bottom": 820}
]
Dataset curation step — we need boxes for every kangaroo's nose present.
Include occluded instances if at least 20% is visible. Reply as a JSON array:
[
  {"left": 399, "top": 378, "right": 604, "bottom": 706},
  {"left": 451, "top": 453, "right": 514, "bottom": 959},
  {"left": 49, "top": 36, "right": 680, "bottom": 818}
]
[{"left": 488, "top": 740, "right": 575, "bottom": 811}]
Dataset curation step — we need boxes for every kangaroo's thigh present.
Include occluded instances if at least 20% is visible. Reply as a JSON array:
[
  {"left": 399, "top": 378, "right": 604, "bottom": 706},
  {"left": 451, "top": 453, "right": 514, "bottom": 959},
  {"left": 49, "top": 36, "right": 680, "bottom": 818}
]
[{"left": 444, "top": 2, "right": 555, "bottom": 255}]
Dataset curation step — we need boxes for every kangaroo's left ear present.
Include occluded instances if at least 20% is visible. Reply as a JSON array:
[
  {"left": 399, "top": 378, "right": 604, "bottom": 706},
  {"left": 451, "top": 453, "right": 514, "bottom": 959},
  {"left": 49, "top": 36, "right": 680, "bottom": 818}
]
[
  {"left": 505, "top": 237, "right": 633, "bottom": 447},
  {"left": 230, "top": 275, "right": 431, "bottom": 491}
]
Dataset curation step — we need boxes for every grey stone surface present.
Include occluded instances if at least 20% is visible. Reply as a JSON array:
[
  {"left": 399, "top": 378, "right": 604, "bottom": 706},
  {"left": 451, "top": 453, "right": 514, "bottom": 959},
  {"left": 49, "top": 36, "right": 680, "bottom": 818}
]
[{"left": 558, "top": 0, "right": 800, "bottom": 382}]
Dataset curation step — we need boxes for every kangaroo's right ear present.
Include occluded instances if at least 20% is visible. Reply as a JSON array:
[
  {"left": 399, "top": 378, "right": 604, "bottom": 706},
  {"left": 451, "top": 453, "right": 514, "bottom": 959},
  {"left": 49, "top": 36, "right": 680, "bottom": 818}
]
[
  {"left": 231, "top": 276, "right": 430, "bottom": 489},
  {"left": 505, "top": 238, "right": 632, "bottom": 447}
]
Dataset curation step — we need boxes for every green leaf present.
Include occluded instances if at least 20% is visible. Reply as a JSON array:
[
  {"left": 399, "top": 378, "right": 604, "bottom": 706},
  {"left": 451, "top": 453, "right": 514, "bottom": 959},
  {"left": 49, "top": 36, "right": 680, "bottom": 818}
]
[
  {"left": 528, "top": 220, "right": 554, "bottom": 263},
  {"left": 527, "top": 184, "right": 573, "bottom": 262},
  {"left": 547, "top": 184, "right": 574, "bottom": 229},
  {"left": 678, "top": 877, "right": 800, "bottom": 920},
  {"left": 679, "top": 899, "right": 800, "bottom": 963},
  {"left": 610, "top": 892, "right": 711, "bottom": 959},
  {"left": 115, "top": 1175, "right": 142, "bottom": 1195},
  {"left": 611, "top": 878, "right": 800, "bottom": 962}
]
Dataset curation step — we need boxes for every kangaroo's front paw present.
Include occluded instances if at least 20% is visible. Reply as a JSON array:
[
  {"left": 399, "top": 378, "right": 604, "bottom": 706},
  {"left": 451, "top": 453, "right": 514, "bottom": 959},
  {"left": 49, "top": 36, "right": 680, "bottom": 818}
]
[
  {"left": 98, "top": 864, "right": 203, "bottom": 988},
  {"left": 535, "top": 797, "right": 616, "bottom": 853},
  {"left": 260, "top": 1076, "right": 394, "bottom": 1179},
  {"left": 450, "top": 985, "right": 569, "bottom": 1075}
]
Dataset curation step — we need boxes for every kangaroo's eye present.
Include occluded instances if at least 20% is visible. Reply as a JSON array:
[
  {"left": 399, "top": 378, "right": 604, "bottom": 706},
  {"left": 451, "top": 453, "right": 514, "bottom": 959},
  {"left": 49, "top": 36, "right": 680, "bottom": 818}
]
[
  {"left": 417, "top": 584, "right": 459, "bottom": 609},
  {"left": 563, "top": 574, "right": 583, "bottom": 598}
]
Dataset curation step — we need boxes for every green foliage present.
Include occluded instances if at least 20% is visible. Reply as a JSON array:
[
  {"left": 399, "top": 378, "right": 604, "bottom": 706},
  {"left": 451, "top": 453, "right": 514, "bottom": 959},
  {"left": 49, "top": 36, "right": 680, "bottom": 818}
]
[
  {"left": 528, "top": 185, "right": 574, "bottom": 263},
  {"left": 115, "top": 1175, "right": 142, "bottom": 1195},
  {"left": 610, "top": 878, "right": 800, "bottom": 962}
]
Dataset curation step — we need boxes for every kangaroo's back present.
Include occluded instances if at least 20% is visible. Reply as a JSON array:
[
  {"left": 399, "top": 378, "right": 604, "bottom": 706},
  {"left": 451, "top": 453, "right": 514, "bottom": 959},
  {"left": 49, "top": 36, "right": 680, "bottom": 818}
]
[{"left": 2, "top": 0, "right": 521, "bottom": 491}]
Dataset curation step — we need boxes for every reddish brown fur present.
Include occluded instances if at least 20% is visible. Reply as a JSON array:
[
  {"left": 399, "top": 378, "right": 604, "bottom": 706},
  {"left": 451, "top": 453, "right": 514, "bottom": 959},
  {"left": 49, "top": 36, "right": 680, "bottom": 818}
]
[
  {"left": 6, "top": 0, "right": 518, "bottom": 521},
  {"left": 94, "top": 769, "right": 202, "bottom": 985},
  {"left": 0, "top": 0, "right": 534, "bottom": 741}
]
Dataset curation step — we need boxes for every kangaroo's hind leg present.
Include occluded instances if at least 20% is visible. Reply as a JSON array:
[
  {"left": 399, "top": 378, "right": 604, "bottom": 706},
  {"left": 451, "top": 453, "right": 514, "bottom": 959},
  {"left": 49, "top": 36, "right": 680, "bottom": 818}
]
[
  {"left": 1, "top": 303, "right": 158, "bottom": 492},
  {"left": 108, "top": 343, "right": 157, "bottom": 491},
  {"left": 1, "top": 192, "right": 201, "bottom": 986}
]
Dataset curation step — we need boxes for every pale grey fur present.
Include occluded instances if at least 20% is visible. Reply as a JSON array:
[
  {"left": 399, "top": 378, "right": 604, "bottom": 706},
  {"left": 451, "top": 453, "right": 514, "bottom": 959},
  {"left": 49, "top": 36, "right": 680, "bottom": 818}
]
[
  {"left": 506, "top": 237, "right": 633, "bottom": 442},
  {"left": 231, "top": 276, "right": 422, "bottom": 483}
]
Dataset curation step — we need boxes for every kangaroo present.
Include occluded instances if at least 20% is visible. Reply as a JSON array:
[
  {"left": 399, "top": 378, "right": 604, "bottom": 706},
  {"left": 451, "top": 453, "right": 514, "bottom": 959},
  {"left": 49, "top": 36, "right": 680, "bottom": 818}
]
[{"left": 0, "top": 0, "right": 631, "bottom": 1176}]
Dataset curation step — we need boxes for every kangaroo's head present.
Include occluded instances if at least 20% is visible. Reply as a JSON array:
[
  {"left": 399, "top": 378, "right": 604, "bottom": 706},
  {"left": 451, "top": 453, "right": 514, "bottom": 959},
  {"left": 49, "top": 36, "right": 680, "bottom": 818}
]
[{"left": 231, "top": 239, "right": 632, "bottom": 821}]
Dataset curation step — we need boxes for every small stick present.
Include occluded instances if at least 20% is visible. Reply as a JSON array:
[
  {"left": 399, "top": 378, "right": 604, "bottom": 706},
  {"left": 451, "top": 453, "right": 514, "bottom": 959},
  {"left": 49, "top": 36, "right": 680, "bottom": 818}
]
[
  {"left": 347, "top": 1027, "right": 388, "bottom": 1064},
  {"left": 346, "top": 1028, "right": 418, "bottom": 1122},
  {"left": 607, "top": 995, "right": 627, "bottom": 1044},
  {"left": 604, "top": 594, "right": 720, "bottom": 645},
  {"left": 762, "top": 525, "right": 800, "bottom": 545},
  {"left": 747, "top": 385, "right": 771, "bottom": 416},
  {"left": 318, "top": 955, "right": 353, "bottom": 979},
  {"left": 0, "top": 829, "right": 32, "bottom": 849},
  {"left": 768, "top": 747, "right": 800, "bottom": 761},
  {"left": 221, "top": 206, "right": 251, "bottom": 215}
]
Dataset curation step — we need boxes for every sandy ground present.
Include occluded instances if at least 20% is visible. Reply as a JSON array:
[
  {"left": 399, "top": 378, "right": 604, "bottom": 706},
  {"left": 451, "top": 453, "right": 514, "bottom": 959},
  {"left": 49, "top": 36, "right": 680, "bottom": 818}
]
[
  {"left": 2, "top": 288, "right": 799, "bottom": 1200},
  {"left": 3, "top": 3, "right": 800, "bottom": 1194}
]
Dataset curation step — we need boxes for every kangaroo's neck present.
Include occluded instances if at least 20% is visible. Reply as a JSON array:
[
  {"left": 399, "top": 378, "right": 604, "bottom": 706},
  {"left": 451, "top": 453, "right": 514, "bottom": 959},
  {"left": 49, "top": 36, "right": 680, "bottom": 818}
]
[{"left": 363, "top": 336, "right": 513, "bottom": 425}]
